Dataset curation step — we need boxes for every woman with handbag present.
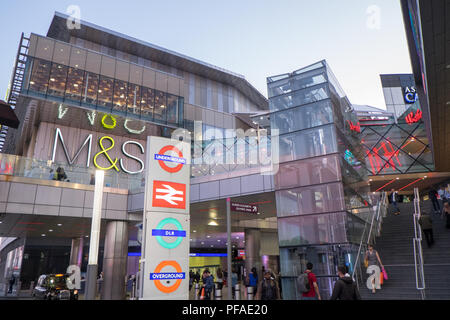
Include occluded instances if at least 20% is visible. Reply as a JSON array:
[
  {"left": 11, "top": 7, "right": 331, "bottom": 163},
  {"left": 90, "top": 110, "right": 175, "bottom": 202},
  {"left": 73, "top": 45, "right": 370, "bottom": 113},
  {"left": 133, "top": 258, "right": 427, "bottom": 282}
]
[{"left": 364, "top": 244, "right": 384, "bottom": 294}]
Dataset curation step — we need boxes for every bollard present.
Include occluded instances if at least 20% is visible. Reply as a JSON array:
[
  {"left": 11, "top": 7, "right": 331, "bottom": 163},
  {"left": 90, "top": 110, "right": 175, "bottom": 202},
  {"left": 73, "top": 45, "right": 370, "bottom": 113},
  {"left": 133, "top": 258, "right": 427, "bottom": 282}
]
[
  {"left": 234, "top": 284, "right": 240, "bottom": 300},
  {"left": 247, "top": 286, "right": 254, "bottom": 300},
  {"left": 131, "top": 281, "right": 136, "bottom": 300},
  {"left": 194, "top": 283, "right": 200, "bottom": 300},
  {"left": 215, "top": 288, "right": 222, "bottom": 300}
]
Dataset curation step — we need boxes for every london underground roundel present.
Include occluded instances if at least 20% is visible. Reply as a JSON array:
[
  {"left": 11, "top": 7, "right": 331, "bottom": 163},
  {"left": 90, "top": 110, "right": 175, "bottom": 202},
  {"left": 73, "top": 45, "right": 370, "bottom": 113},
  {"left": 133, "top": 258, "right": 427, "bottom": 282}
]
[
  {"left": 154, "top": 145, "right": 186, "bottom": 173},
  {"left": 150, "top": 260, "right": 184, "bottom": 293},
  {"left": 151, "top": 217, "right": 186, "bottom": 249}
]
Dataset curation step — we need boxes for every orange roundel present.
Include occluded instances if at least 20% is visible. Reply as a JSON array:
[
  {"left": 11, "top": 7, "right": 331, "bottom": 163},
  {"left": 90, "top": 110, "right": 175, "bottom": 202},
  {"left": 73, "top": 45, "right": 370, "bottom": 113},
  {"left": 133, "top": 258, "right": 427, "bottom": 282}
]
[{"left": 153, "top": 260, "right": 183, "bottom": 294}]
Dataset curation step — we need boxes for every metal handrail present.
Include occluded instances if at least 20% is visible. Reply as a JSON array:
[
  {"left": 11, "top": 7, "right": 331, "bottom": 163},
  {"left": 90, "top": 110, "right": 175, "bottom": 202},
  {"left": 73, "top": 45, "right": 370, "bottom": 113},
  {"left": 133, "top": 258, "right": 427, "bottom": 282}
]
[
  {"left": 352, "top": 192, "right": 387, "bottom": 289},
  {"left": 413, "top": 187, "right": 426, "bottom": 299}
]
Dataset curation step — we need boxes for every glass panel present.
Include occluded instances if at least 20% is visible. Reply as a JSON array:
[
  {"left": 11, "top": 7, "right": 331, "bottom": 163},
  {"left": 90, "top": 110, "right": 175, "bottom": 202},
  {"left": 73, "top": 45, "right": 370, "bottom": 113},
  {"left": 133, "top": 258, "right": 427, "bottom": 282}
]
[
  {"left": 274, "top": 154, "right": 341, "bottom": 190},
  {"left": 278, "top": 212, "right": 347, "bottom": 246},
  {"left": 271, "top": 99, "right": 333, "bottom": 135},
  {"left": 154, "top": 90, "right": 167, "bottom": 123},
  {"left": 28, "top": 58, "right": 51, "bottom": 95},
  {"left": 166, "top": 94, "right": 179, "bottom": 125},
  {"left": 141, "top": 87, "right": 154, "bottom": 120},
  {"left": 278, "top": 124, "right": 337, "bottom": 162},
  {"left": 82, "top": 72, "right": 99, "bottom": 106},
  {"left": 268, "top": 68, "right": 326, "bottom": 98},
  {"left": 126, "top": 83, "right": 141, "bottom": 118},
  {"left": 97, "top": 76, "right": 113, "bottom": 110},
  {"left": 47, "top": 63, "right": 68, "bottom": 98},
  {"left": 65, "top": 67, "right": 84, "bottom": 103},
  {"left": 112, "top": 79, "right": 127, "bottom": 113},
  {"left": 269, "top": 83, "right": 329, "bottom": 111},
  {"left": 276, "top": 182, "right": 345, "bottom": 217}
]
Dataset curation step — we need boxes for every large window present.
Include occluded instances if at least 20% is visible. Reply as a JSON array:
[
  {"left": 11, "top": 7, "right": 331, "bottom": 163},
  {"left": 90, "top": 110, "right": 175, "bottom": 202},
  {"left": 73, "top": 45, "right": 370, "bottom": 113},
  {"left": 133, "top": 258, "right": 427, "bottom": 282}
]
[{"left": 24, "top": 57, "right": 183, "bottom": 126}]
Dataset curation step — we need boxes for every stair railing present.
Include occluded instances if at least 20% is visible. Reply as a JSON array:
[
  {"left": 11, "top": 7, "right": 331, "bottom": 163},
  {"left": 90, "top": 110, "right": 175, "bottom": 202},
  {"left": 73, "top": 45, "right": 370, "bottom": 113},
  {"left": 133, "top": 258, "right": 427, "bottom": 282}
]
[
  {"left": 352, "top": 191, "right": 387, "bottom": 290},
  {"left": 413, "top": 187, "right": 426, "bottom": 299}
]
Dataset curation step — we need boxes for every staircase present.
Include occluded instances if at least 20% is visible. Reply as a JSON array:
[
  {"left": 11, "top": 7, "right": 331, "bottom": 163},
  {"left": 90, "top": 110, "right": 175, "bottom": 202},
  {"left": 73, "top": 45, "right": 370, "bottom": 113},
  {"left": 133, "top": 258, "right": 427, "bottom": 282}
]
[{"left": 359, "top": 200, "right": 450, "bottom": 300}]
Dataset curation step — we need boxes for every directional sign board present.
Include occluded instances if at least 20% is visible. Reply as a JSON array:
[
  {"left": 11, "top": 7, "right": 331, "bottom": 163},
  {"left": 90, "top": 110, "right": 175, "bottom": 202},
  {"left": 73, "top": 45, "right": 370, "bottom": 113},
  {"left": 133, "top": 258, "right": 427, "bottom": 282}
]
[
  {"left": 231, "top": 202, "right": 259, "bottom": 214},
  {"left": 141, "top": 136, "right": 190, "bottom": 300}
]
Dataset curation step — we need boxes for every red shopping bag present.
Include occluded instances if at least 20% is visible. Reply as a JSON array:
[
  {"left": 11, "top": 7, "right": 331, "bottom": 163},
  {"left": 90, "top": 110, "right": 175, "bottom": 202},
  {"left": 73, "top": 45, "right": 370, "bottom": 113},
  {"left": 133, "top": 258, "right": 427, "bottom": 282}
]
[
  {"left": 379, "top": 272, "right": 384, "bottom": 285},
  {"left": 382, "top": 268, "right": 388, "bottom": 280}
]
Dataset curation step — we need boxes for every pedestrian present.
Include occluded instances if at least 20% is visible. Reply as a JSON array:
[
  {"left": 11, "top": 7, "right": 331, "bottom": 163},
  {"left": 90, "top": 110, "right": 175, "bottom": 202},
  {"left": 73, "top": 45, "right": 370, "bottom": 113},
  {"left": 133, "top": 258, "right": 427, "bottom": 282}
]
[
  {"left": 231, "top": 268, "right": 238, "bottom": 299},
  {"left": 48, "top": 168, "right": 55, "bottom": 180},
  {"left": 90, "top": 173, "right": 95, "bottom": 185},
  {"left": 247, "top": 267, "right": 258, "bottom": 298},
  {"left": 216, "top": 268, "right": 223, "bottom": 290},
  {"left": 419, "top": 211, "right": 434, "bottom": 247},
  {"left": 189, "top": 270, "right": 194, "bottom": 291},
  {"left": 300, "top": 262, "right": 321, "bottom": 300},
  {"left": 256, "top": 270, "right": 280, "bottom": 300},
  {"left": 195, "top": 271, "right": 201, "bottom": 284},
  {"left": 364, "top": 244, "right": 384, "bottom": 294},
  {"left": 56, "top": 167, "right": 67, "bottom": 181},
  {"left": 428, "top": 188, "right": 440, "bottom": 214},
  {"left": 388, "top": 189, "right": 401, "bottom": 215},
  {"left": 200, "top": 269, "right": 214, "bottom": 300},
  {"left": 8, "top": 274, "right": 15, "bottom": 294},
  {"left": 330, "top": 266, "right": 361, "bottom": 300},
  {"left": 443, "top": 202, "right": 450, "bottom": 229}
]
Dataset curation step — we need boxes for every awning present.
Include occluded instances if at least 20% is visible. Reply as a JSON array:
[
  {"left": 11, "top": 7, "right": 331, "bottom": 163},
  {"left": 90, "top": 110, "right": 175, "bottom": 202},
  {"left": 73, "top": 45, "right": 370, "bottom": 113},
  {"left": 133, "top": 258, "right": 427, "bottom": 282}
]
[{"left": 0, "top": 100, "right": 19, "bottom": 128}]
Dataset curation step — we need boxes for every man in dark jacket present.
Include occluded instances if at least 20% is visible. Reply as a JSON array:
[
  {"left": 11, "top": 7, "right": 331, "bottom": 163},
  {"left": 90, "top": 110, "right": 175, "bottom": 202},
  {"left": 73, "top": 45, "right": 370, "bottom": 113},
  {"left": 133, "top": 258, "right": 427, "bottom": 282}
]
[
  {"left": 330, "top": 266, "right": 361, "bottom": 300},
  {"left": 419, "top": 211, "right": 434, "bottom": 247}
]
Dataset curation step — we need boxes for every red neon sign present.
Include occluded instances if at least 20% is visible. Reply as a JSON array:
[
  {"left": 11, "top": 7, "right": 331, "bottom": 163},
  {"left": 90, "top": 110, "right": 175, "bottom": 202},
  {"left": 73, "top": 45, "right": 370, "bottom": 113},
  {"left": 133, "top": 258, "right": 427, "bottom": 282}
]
[
  {"left": 366, "top": 141, "right": 402, "bottom": 175},
  {"left": 347, "top": 120, "right": 361, "bottom": 133},
  {"left": 405, "top": 109, "right": 422, "bottom": 125}
]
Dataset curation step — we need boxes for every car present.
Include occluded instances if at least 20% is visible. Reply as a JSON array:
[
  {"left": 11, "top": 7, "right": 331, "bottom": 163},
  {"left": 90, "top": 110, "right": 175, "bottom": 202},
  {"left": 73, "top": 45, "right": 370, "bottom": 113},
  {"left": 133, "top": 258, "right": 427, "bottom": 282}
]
[{"left": 33, "top": 274, "right": 79, "bottom": 300}]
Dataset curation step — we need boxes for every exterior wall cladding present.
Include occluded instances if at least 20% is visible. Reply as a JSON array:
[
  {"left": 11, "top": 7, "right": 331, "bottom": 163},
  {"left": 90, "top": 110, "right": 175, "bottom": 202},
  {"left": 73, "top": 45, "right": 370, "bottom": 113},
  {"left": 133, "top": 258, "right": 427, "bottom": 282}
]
[{"left": 267, "top": 60, "right": 372, "bottom": 300}]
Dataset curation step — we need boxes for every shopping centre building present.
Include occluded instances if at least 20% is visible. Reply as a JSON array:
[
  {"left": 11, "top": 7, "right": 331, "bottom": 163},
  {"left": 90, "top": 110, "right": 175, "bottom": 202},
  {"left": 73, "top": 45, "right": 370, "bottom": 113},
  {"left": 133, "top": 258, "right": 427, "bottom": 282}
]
[{"left": 0, "top": 7, "right": 449, "bottom": 300}]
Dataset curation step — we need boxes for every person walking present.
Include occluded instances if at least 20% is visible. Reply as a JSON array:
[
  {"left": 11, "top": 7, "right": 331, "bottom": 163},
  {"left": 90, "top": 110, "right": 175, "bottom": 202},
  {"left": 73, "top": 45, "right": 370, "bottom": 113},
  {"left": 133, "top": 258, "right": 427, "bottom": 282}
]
[
  {"left": 428, "top": 188, "right": 440, "bottom": 215},
  {"left": 216, "top": 268, "right": 223, "bottom": 290},
  {"left": 419, "top": 211, "right": 434, "bottom": 247},
  {"left": 231, "top": 268, "right": 238, "bottom": 299},
  {"left": 388, "top": 189, "right": 401, "bottom": 215},
  {"left": 330, "top": 266, "right": 361, "bottom": 300},
  {"left": 8, "top": 274, "right": 15, "bottom": 294},
  {"left": 247, "top": 267, "right": 258, "bottom": 298},
  {"left": 364, "top": 244, "right": 384, "bottom": 294},
  {"left": 443, "top": 201, "right": 450, "bottom": 229},
  {"left": 200, "top": 269, "right": 214, "bottom": 300},
  {"left": 256, "top": 270, "right": 280, "bottom": 300},
  {"left": 301, "top": 262, "right": 321, "bottom": 300}
]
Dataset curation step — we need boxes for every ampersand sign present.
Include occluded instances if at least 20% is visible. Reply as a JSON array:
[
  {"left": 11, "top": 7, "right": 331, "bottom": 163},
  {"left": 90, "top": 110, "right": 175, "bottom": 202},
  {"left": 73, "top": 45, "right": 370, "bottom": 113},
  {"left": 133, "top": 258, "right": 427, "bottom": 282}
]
[{"left": 93, "top": 136, "right": 119, "bottom": 171}]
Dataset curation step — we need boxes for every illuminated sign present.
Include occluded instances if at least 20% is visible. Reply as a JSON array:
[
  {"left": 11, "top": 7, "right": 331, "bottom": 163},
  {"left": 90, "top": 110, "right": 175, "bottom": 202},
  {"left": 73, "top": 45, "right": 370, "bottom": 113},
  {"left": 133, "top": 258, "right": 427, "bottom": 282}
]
[
  {"left": 51, "top": 128, "right": 144, "bottom": 174},
  {"left": 344, "top": 149, "right": 361, "bottom": 166},
  {"left": 238, "top": 250, "right": 245, "bottom": 257},
  {"left": 150, "top": 260, "right": 184, "bottom": 294},
  {"left": 101, "top": 114, "right": 117, "bottom": 129},
  {"left": 366, "top": 141, "right": 402, "bottom": 175},
  {"left": 231, "top": 202, "right": 258, "bottom": 214},
  {"left": 405, "top": 109, "right": 422, "bottom": 125},
  {"left": 152, "top": 180, "right": 186, "bottom": 209},
  {"left": 151, "top": 217, "right": 186, "bottom": 249},
  {"left": 347, "top": 120, "right": 361, "bottom": 133},
  {"left": 404, "top": 86, "right": 418, "bottom": 104},
  {"left": 155, "top": 145, "right": 186, "bottom": 173}
]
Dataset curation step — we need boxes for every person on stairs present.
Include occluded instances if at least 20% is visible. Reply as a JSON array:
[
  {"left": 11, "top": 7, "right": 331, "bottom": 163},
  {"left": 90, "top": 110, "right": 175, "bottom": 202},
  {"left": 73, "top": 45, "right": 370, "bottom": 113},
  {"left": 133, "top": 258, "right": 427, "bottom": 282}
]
[
  {"left": 364, "top": 244, "right": 384, "bottom": 294},
  {"left": 428, "top": 188, "right": 441, "bottom": 215},
  {"left": 388, "top": 189, "right": 401, "bottom": 215},
  {"left": 419, "top": 211, "right": 434, "bottom": 248},
  {"left": 443, "top": 201, "right": 450, "bottom": 229}
]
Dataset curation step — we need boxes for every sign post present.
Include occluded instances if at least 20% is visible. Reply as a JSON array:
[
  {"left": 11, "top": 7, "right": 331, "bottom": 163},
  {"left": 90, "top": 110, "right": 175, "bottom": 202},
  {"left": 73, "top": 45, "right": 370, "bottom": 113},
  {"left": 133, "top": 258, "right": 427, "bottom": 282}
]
[
  {"left": 226, "top": 198, "right": 232, "bottom": 300},
  {"left": 140, "top": 137, "right": 191, "bottom": 300}
]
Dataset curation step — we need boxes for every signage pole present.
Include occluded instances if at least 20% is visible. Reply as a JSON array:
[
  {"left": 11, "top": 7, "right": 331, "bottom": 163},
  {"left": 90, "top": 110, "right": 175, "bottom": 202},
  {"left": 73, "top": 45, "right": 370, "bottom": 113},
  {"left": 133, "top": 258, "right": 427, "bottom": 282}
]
[
  {"left": 226, "top": 198, "right": 232, "bottom": 300},
  {"left": 85, "top": 169, "right": 105, "bottom": 300}
]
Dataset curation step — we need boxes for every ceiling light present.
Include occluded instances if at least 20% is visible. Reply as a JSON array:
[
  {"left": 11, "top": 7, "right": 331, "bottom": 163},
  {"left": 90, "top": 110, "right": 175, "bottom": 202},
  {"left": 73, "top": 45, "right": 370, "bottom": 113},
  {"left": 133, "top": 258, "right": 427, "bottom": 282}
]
[
  {"left": 236, "top": 237, "right": 239, "bottom": 239},
  {"left": 49, "top": 229, "right": 53, "bottom": 232},
  {"left": 369, "top": 179, "right": 373, "bottom": 182},
  {"left": 201, "top": 242, "right": 205, "bottom": 245},
  {"left": 207, "top": 235, "right": 211, "bottom": 238},
  {"left": 208, "top": 221, "right": 218, "bottom": 226},
  {"left": 160, "top": 105, "right": 165, "bottom": 108},
  {"left": 50, "top": 78, "right": 55, "bottom": 82},
  {"left": 396, "top": 177, "right": 399, "bottom": 180},
  {"left": 73, "top": 84, "right": 78, "bottom": 87},
  {"left": 424, "top": 176, "right": 427, "bottom": 178},
  {"left": 57, "top": 224, "right": 62, "bottom": 226},
  {"left": 217, "top": 240, "right": 221, "bottom": 242},
  {"left": 0, "top": 221, "right": 2, "bottom": 224},
  {"left": 210, "top": 245, "right": 214, "bottom": 247},
  {"left": 85, "top": 235, "right": 89, "bottom": 238},
  {"left": 192, "top": 230, "right": 197, "bottom": 233},
  {"left": 41, "top": 234, "right": 46, "bottom": 237}
]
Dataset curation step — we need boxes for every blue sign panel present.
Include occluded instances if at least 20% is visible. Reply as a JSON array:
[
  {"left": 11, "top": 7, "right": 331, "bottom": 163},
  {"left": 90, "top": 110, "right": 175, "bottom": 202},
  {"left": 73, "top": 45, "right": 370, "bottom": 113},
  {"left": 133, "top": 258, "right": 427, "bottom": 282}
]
[
  {"left": 154, "top": 154, "right": 186, "bottom": 164},
  {"left": 151, "top": 229, "right": 186, "bottom": 237},
  {"left": 150, "top": 272, "right": 185, "bottom": 280}
]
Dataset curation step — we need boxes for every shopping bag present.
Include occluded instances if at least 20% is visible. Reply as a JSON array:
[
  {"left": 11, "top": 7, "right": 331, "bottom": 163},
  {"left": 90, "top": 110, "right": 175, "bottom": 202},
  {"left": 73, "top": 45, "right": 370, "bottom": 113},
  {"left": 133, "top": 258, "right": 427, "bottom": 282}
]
[
  {"left": 382, "top": 268, "right": 388, "bottom": 280},
  {"left": 364, "top": 258, "right": 368, "bottom": 268},
  {"left": 379, "top": 272, "right": 384, "bottom": 285}
]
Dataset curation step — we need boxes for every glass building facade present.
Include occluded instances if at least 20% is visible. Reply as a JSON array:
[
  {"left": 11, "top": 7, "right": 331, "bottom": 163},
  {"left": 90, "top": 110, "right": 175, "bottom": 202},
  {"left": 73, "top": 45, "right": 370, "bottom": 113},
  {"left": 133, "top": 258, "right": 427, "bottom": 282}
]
[{"left": 267, "top": 61, "right": 372, "bottom": 299}]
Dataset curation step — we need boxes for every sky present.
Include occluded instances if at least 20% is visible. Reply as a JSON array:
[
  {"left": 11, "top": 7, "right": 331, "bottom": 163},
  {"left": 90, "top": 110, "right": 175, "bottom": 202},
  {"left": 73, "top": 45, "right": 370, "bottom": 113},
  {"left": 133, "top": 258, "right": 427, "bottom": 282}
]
[{"left": 0, "top": 0, "right": 412, "bottom": 110}]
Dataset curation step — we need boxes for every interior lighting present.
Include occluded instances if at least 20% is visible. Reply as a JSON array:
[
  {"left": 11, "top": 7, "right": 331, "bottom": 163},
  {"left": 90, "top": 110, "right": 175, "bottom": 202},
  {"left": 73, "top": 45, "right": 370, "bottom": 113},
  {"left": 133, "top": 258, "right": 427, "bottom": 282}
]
[{"left": 208, "top": 221, "right": 218, "bottom": 226}]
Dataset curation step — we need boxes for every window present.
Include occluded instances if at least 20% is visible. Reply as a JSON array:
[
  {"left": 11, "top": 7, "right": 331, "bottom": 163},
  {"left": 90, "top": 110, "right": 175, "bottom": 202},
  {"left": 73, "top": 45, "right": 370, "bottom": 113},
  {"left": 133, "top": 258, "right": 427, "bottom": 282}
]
[
  {"left": 154, "top": 90, "right": 167, "bottom": 122},
  {"left": 65, "top": 67, "right": 84, "bottom": 102},
  {"left": 113, "top": 80, "right": 128, "bottom": 113},
  {"left": 82, "top": 72, "right": 99, "bottom": 106},
  {"left": 97, "top": 76, "right": 114, "bottom": 110},
  {"left": 127, "top": 83, "right": 141, "bottom": 117},
  {"left": 28, "top": 59, "right": 51, "bottom": 94},
  {"left": 141, "top": 87, "right": 155, "bottom": 120},
  {"left": 47, "top": 63, "right": 68, "bottom": 98},
  {"left": 166, "top": 93, "right": 179, "bottom": 124}
]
